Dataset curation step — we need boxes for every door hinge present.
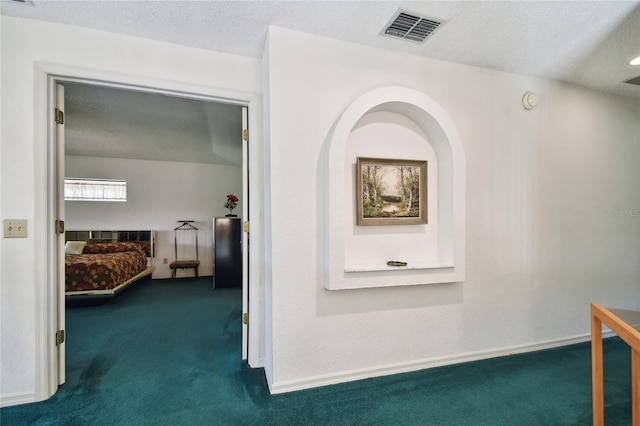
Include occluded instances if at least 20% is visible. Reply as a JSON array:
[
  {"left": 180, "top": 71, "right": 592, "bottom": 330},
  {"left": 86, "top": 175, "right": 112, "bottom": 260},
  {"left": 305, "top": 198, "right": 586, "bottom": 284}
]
[
  {"left": 55, "top": 108, "right": 64, "bottom": 125},
  {"left": 243, "top": 313, "right": 249, "bottom": 325},
  {"left": 56, "top": 330, "right": 65, "bottom": 346},
  {"left": 243, "top": 128, "right": 249, "bottom": 142},
  {"left": 55, "top": 220, "right": 65, "bottom": 235},
  {"left": 243, "top": 221, "right": 249, "bottom": 233}
]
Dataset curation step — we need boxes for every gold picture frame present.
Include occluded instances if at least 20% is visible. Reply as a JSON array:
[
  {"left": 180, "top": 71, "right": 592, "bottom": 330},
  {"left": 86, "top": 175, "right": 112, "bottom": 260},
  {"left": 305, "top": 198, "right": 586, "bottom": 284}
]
[{"left": 356, "top": 157, "right": 427, "bottom": 226}]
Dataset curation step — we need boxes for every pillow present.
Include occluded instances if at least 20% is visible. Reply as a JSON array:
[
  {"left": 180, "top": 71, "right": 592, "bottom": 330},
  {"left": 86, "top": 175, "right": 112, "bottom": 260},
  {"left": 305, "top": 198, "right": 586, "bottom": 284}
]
[{"left": 65, "top": 241, "right": 87, "bottom": 255}]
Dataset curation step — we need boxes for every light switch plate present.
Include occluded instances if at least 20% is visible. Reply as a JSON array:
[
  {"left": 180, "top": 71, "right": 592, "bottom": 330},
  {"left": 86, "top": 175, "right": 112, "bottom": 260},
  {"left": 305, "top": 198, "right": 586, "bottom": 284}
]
[{"left": 4, "top": 219, "right": 28, "bottom": 238}]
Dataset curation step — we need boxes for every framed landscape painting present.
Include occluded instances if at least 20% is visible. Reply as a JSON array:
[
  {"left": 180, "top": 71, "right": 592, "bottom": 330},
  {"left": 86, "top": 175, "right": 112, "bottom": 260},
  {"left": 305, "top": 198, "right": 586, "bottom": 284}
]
[{"left": 356, "top": 157, "right": 427, "bottom": 226}]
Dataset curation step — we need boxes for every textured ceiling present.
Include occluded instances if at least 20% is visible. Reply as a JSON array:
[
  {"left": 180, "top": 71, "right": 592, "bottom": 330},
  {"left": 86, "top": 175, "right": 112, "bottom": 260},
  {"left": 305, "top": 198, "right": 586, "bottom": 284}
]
[
  {"left": 3, "top": 1, "right": 640, "bottom": 164},
  {"left": 3, "top": 0, "right": 640, "bottom": 99}
]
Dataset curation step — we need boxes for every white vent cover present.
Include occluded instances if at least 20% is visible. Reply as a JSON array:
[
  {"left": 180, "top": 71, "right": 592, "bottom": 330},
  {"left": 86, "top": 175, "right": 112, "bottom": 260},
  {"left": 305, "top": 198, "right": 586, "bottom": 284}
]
[{"left": 381, "top": 10, "right": 443, "bottom": 43}]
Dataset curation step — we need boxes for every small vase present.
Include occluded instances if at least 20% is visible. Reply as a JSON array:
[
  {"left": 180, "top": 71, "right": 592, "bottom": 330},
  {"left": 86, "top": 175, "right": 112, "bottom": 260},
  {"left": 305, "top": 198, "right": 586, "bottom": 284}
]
[{"left": 225, "top": 208, "right": 237, "bottom": 217}]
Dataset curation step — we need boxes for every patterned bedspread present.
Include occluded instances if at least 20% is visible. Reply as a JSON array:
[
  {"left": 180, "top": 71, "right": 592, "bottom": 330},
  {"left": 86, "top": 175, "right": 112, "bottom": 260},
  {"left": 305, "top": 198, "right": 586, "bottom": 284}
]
[{"left": 65, "top": 242, "right": 148, "bottom": 292}]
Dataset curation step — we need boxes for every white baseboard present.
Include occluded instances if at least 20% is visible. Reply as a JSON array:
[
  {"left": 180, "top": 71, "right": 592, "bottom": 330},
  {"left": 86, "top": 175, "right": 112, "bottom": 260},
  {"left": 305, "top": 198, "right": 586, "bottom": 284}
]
[
  {"left": 269, "top": 332, "right": 613, "bottom": 394},
  {"left": 0, "top": 391, "right": 37, "bottom": 408}
]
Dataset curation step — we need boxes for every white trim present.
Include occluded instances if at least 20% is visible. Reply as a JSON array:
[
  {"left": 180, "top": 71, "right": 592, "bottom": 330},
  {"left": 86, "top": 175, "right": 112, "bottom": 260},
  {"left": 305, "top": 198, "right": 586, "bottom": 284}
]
[
  {"left": 0, "top": 392, "right": 38, "bottom": 408},
  {"left": 252, "top": 356, "right": 266, "bottom": 369},
  {"left": 32, "top": 62, "right": 265, "bottom": 403},
  {"left": 241, "top": 106, "right": 249, "bottom": 361},
  {"left": 269, "top": 332, "right": 613, "bottom": 394},
  {"left": 264, "top": 359, "right": 275, "bottom": 394},
  {"left": 345, "top": 262, "right": 454, "bottom": 273},
  {"left": 246, "top": 99, "right": 265, "bottom": 369},
  {"left": 33, "top": 65, "right": 59, "bottom": 403}
]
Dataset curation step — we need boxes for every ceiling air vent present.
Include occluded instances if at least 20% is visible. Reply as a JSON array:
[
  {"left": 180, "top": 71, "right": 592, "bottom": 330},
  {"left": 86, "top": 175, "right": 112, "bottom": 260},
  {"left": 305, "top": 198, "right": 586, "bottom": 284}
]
[{"left": 381, "top": 10, "right": 443, "bottom": 43}]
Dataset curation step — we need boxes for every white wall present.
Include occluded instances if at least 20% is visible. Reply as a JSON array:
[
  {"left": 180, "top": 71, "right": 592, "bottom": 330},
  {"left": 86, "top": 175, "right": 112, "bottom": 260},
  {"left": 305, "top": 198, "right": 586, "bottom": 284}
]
[
  {"left": 0, "top": 16, "right": 262, "bottom": 405},
  {"left": 264, "top": 26, "right": 640, "bottom": 392},
  {"left": 65, "top": 155, "right": 242, "bottom": 278}
]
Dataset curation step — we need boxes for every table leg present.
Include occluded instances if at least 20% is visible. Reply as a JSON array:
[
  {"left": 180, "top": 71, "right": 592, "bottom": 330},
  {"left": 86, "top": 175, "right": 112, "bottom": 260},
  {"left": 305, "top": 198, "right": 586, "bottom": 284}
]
[
  {"left": 592, "top": 309, "right": 604, "bottom": 426},
  {"left": 633, "top": 349, "right": 639, "bottom": 425}
]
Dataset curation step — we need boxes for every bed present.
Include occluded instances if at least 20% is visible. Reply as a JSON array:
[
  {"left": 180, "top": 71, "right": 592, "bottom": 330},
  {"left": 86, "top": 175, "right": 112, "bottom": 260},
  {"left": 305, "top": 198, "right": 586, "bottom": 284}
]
[{"left": 65, "top": 230, "right": 155, "bottom": 297}]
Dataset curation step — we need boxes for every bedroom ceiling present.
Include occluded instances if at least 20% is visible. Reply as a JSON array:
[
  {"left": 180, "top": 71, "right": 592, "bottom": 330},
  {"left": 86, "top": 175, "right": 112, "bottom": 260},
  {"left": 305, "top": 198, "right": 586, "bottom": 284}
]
[
  {"left": 64, "top": 83, "right": 243, "bottom": 166},
  {"left": 2, "top": 1, "right": 639, "bottom": 164}
]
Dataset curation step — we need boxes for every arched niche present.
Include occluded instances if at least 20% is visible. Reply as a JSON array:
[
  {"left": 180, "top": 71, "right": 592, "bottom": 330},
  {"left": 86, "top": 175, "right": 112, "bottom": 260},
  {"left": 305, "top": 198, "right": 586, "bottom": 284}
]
[{"left": 324, "top": 86, "right": 465, "bottom": 290}]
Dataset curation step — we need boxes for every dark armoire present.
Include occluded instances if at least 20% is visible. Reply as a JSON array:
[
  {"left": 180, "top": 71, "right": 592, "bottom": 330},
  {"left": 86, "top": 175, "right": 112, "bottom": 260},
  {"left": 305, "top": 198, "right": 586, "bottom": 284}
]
[{"left": 213, "top": 217, "right": 242, "bottom": 288}]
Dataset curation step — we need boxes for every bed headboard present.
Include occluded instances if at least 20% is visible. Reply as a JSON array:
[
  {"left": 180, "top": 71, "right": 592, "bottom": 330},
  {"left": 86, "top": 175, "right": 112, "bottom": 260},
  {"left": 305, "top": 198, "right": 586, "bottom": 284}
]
[{"left": 65, "top": 230, "right": 155, "bottom": 257}]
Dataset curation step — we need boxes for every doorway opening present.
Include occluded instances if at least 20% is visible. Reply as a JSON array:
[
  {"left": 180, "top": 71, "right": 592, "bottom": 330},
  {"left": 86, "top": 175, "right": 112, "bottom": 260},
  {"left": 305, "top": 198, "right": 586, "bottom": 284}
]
[{"left": 46, "top": 73, "right": 261, "bottom": 392}]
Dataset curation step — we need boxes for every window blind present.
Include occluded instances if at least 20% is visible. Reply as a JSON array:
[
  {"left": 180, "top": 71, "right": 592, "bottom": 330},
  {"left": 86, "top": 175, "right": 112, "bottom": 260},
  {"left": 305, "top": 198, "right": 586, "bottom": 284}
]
[{"left": 64, "top": 178, "right": 127, "bottom": 202}]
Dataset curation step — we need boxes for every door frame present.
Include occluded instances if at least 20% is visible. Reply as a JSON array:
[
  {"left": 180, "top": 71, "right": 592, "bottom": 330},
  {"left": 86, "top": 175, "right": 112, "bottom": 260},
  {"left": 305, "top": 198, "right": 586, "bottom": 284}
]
[{"left": 36, "top": 62, "right": 264, "bottom": 398}]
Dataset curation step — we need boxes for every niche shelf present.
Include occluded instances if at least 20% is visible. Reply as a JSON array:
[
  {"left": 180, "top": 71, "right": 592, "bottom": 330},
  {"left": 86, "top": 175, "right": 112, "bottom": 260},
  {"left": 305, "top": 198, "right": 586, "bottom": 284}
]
[
  {"left": 344, "top": 262, "right": 455, "bottom": 273},
  {"left": 323, "top": 86, "right": 466, "bottom": 290}
]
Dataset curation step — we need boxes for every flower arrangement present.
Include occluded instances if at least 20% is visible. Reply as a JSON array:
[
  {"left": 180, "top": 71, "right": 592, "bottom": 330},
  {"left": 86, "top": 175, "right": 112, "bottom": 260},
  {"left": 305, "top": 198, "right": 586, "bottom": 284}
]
[{"left": 225, "top": 194, "right": 238, "bottom": 215}]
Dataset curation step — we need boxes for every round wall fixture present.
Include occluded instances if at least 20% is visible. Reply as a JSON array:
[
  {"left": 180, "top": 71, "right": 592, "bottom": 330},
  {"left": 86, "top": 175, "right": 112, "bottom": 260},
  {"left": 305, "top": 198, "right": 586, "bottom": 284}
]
[{"left": 522, "top": 91, "right": 538, "bottom": 110}]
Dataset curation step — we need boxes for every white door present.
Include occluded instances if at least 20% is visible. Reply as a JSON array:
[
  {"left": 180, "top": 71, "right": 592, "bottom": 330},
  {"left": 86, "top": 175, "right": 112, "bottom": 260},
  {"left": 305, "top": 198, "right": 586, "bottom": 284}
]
[
  {"left": 241, "top": 106, "right": 249, "bottom": 360},
  {"left": 55, "top": 82, "right": 66, "bottom": 385}
]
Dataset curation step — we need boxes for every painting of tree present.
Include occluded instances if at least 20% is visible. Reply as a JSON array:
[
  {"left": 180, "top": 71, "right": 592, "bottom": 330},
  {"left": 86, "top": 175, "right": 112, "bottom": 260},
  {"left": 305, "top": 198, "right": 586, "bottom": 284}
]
[{"left": 356, "top": 157, "right": 427, "bottom": 226}]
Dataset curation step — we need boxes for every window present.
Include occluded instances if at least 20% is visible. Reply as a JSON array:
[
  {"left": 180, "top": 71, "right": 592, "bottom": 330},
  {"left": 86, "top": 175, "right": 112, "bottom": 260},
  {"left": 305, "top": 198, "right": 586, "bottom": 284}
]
[{"left": 64, "top": 178, "right": 127, "bottom": 202}]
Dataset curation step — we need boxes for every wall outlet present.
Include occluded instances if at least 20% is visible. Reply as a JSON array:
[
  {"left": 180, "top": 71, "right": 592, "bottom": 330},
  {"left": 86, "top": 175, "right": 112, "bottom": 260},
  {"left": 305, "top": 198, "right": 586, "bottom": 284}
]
[
  {"left": 4, "top": 219, "right": 28, "bottom": 238},
  {"left": 163, "top": 258, "right": 168, "bottom": 264}
]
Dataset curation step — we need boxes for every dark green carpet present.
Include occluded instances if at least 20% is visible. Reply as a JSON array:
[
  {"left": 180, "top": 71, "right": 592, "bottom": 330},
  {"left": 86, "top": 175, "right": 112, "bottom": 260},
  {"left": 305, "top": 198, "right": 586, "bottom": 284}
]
[{"left": 1, "top": 277, "right": 632, "bottom": 425}]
